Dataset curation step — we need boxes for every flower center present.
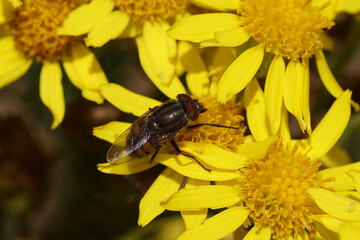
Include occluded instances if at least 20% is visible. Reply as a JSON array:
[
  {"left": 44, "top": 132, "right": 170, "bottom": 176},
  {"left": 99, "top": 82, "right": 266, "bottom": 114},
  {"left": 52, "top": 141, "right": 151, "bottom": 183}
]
[
  {"left": 114, "top": 0, "right": 187, "bottom": 23},
  {"left": 176, "top": 95, "right": 246, "bottom": 152},
  {"left": 238, "top": 0, "right": 334, "bottom": 59},
  {"left": 10, "top": 0, "right": 78, "bottom": 62},
  {"left": 240, "top": 141, "right": 331, "bottom": 238}
]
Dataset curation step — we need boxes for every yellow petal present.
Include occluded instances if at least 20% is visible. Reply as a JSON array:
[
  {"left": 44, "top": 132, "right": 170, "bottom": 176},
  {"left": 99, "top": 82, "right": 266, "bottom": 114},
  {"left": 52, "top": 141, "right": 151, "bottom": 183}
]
[
  {"left": 57, "top": 0, "right": 114, "bottom": 36},
  {"left": 201, "top": 27, "right": 250, "bottom": 48},
  {"left": 313, "top": 221, "right": 338, "bottom": 240},
  {"left": 0, "top": 36, "right": 32, "bottom": 88},
  {"left": 334, "top": 0, "right": 360, "bottom": 16},
  {"left": 62, "top": 43, "right": 108, "bottom": 103},
  {"left": 181, "top": 178, "right": 209, "bottom": 229},
  {"left": 283, "top": 60, "right": 307, "bottom": 132},
  {"left": 138, "top": 168, "right": 184, "bottom": 226},
  {"left": 310, "top": 214, "right": 343, "bottom": 234},
  {"left": 306, "top": 90, "right": 351, "bottom": 160},
  {"left": 97, "top": 159, "right": 157, "bottom": 175},
  {"left": 339, "top": 222, "right": 360, "bottom": 240},
  {"left": 136, "top": 21, "right": 176, "bottom": 85},
  {"left": 7, "top": 0, "right": 21, "bottom": 8},
  {"left": 237, "top": 135, "right": 279, "bottom": 160},
  {"left": 178, "top": 141, "right": 247, "bottom": 170},
  {"left": 0, "top": 0, "right": 15, "bottom": 24},
  {"left": 315, "top": 50, "right": 359, "bottom": 111},
  {"left": 204, "top": 47, "right": 236, "bottom": 96},
  {"left": 347, "top": 169, "right": 360, "bottom": 193},
  {"left": 39, "top": 61, "right": 65, "bottom": 129},
  {"left": 264, "top": 56, "right": 285, "bottom": 135},
  {"left": 218, "top": 45, "right": 265, "bottom": 103},
  {"left": 156, "top": 154, "right": 241, "bottom": 181},
  {"left": 93, "top": 121, "right": 131, "bottom": 143},
  {"left": 243, "top": 224, "right": 271, "bottom": 240},
  {"left": 301, "top": 58, "right": 312, "bottom": 134},
  {"left": 189, "top": 0, "right": 239, "bottom": 11},
  {"left": 308, "top": 188, "right": 360, "bottom": 221},
  {"left": 85, "top": 11, "right": 130, "bottom": 47},
  {"left": 162, "top": 185, "right": 240, "bottom": 211},
  {"left": 244, "top": 79, "right": 271, "bottom": 142},
  {"left": 178, "top": 41, "right": 209, "bottom": 96},
  {"left": 320, "top": 144, "right": 352, "bottom": 168},
  {"left": 167, "top": 13, "right": 242, "bottom": 43},
  {"left": 177, "top": 207, "right": 250, "bottom": 240},
  {"left": 100, "top": 83, "right": 161, "bottom": 117},
  {"left": 118, "top": 18, "right": 143, "bottom": 38},
  {"left": 320, "top": 162, "right": 360, "bottom": 191},
  {"left": 338, "top": 191, "right": 360, "bottom": 202},
  {"left": 277, "top": 102, "right": 291, "bottom": 141}
]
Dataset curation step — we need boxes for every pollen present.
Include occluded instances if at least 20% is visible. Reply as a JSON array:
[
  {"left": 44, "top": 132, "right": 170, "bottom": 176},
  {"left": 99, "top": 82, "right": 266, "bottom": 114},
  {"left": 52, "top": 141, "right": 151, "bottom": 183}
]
[
  {"left": 240, "top": 141, "right": 331, "bottom": 238},
  {"left": 176, "top": 95, "right": 246, "bottom": 152},
  {"left": 238, "top": 0, "right": 335, "bottom": 60},
  {"left": 115, "top": 0, "right": 187, "bottom": 23},
  {"left": 10, "top": 0, "right": 78, "bottom": 62}
]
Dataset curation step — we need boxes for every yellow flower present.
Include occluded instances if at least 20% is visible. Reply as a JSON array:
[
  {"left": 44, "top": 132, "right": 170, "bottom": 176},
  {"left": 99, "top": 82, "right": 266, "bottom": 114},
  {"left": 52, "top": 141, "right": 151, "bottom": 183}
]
[
  {"left": 0, "top": 0, "right": 108, "bottom": 129},
  {"left": 57, "top": 0, "right": 227, "bottom": 99},
  {"left": 160, "top": 84, "right": 356, "bottom": 239},
  {"left": 167, "top": 0, "right": 360, "bottom": 135},
  {"left": 93, "top": 49, "right": 262, "bottom": 227}
]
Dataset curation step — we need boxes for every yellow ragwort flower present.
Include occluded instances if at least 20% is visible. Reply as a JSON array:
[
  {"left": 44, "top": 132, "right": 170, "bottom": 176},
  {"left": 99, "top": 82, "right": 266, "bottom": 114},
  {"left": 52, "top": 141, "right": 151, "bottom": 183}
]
[
  {"left": 161, "top": 86, "right": 358, "bottom": 239},
  {"left": 92, "top": 48, "right": 257, "bottom": 227},
  {"left": 0, "top": 0, "right": 108, "bottom": 129},
  {"left": 57, "top": 0, "right": 233, "bottom": 99},
  {"left": 167, "top": 0, "right": 360, "bottom": 135}
]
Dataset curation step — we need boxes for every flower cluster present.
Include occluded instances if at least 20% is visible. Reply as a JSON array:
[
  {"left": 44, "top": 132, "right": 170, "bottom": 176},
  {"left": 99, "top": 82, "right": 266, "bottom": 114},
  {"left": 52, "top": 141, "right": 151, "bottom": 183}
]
[{"left": 1, "top": 0, "right": 360, "bottom": 239}]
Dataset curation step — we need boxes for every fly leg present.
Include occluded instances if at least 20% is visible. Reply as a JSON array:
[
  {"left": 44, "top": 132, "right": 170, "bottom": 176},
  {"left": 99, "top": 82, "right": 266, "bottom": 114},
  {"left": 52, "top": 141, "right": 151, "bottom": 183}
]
[
  {"left": 170, "top": 139, "right": 211, "bottom": 172},
  {"left": 150, "top": 146, "right": 161, "bottom": 163},
  {"left": 187, "top": 123, "right": 240, "bottom": 130}
]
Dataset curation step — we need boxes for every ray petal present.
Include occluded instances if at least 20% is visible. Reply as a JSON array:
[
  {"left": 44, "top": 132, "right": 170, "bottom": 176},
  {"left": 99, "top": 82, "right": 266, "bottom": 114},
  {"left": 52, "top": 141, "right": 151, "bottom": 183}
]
[
  {"left": 93, "top": 121, "right": 132, "bottom": 143},
  {"left": 308, "top": 188, "right": 360, "bottom": 221},
  {"left": 39, "top": 61, "right": 65, "bottom": 129},
  {"left": 218, "top": 45, "right": 264, "bottom": 103},
  {"left": 189, "top": 0, "right": 239, "bottom": 11},
  {"left": 0, "top": 0, "right": 15, "bottom": 24},
  {"left": 320, "top": 162, "right": 360, "bottom": 191},
  {"left": 0, "top": 36, "right": 32, "bottom": 88},
  {"left": 177, "top": 207, "right": 250, "bottom": 240},
  {"left": 167, "top": 13, "right": 242, "bottom": 43},
  {"left": 162, "top": 185, "right": 240, "bottom": 211},
  {"left": 156, "top": 154, "right": 241, "bottom": 181},
  {"left": 62, "top": 43, "right": 108, "bottom": 103},
  {"left": 178, "top": 141, "right": 247, "bottom": 170},
  {"left": 243, "top": 224, "right": 271, "bottom": 240},
  {"left": 136, "top": 21, "right": 176, "bottom": 85},
  {"left": 264, "top": 56, "right": 285, "bottom": 135},
  {"left": 100, "top": 83, "right": 161, "bottom": 117},
  {"left": 178, "top": 41, "right": 209, "bottom": 96},
  {"left": 306, "top": 90, "right": 351, "bottom": 160},
  {"left": 85, "top": 11, "right": 130, "bottom": 47},
  {"left": 58, "top": 0, "right": 114, "bottom": 36},
  {"left": 283, "top": 60, "right": 307, "bottom": 132},
  {"left": 181, "top": 178, "right": 209, "bottom": 229},
  {"left": 138, "top": 168, "right": 184, "bottom": 226},
  {"left": 315, "top": 50, "right": 359, "bottom": 111},
  {"left": 244, "top": 79, "right": 271, "bottom": 142}
]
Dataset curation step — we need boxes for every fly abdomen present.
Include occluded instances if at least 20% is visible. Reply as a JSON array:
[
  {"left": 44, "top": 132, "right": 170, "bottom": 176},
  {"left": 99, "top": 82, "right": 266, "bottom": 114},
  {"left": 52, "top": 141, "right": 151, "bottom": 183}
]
[{"left": 130, "top": 141, "right": 156, "bottom": 158}]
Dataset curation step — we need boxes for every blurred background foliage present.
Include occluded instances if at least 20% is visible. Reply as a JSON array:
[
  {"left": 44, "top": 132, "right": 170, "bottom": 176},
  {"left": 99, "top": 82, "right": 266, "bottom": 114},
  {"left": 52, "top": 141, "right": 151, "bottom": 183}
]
[{"left": 0, "top": 13, "right": 359, "bottom": 240}]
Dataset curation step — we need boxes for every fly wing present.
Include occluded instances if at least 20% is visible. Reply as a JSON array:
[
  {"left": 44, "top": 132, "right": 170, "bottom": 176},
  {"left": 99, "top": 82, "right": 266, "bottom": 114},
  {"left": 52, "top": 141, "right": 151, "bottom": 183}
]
[{"left": 106, "top": 123, "right": 151, "bottom": 164}]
